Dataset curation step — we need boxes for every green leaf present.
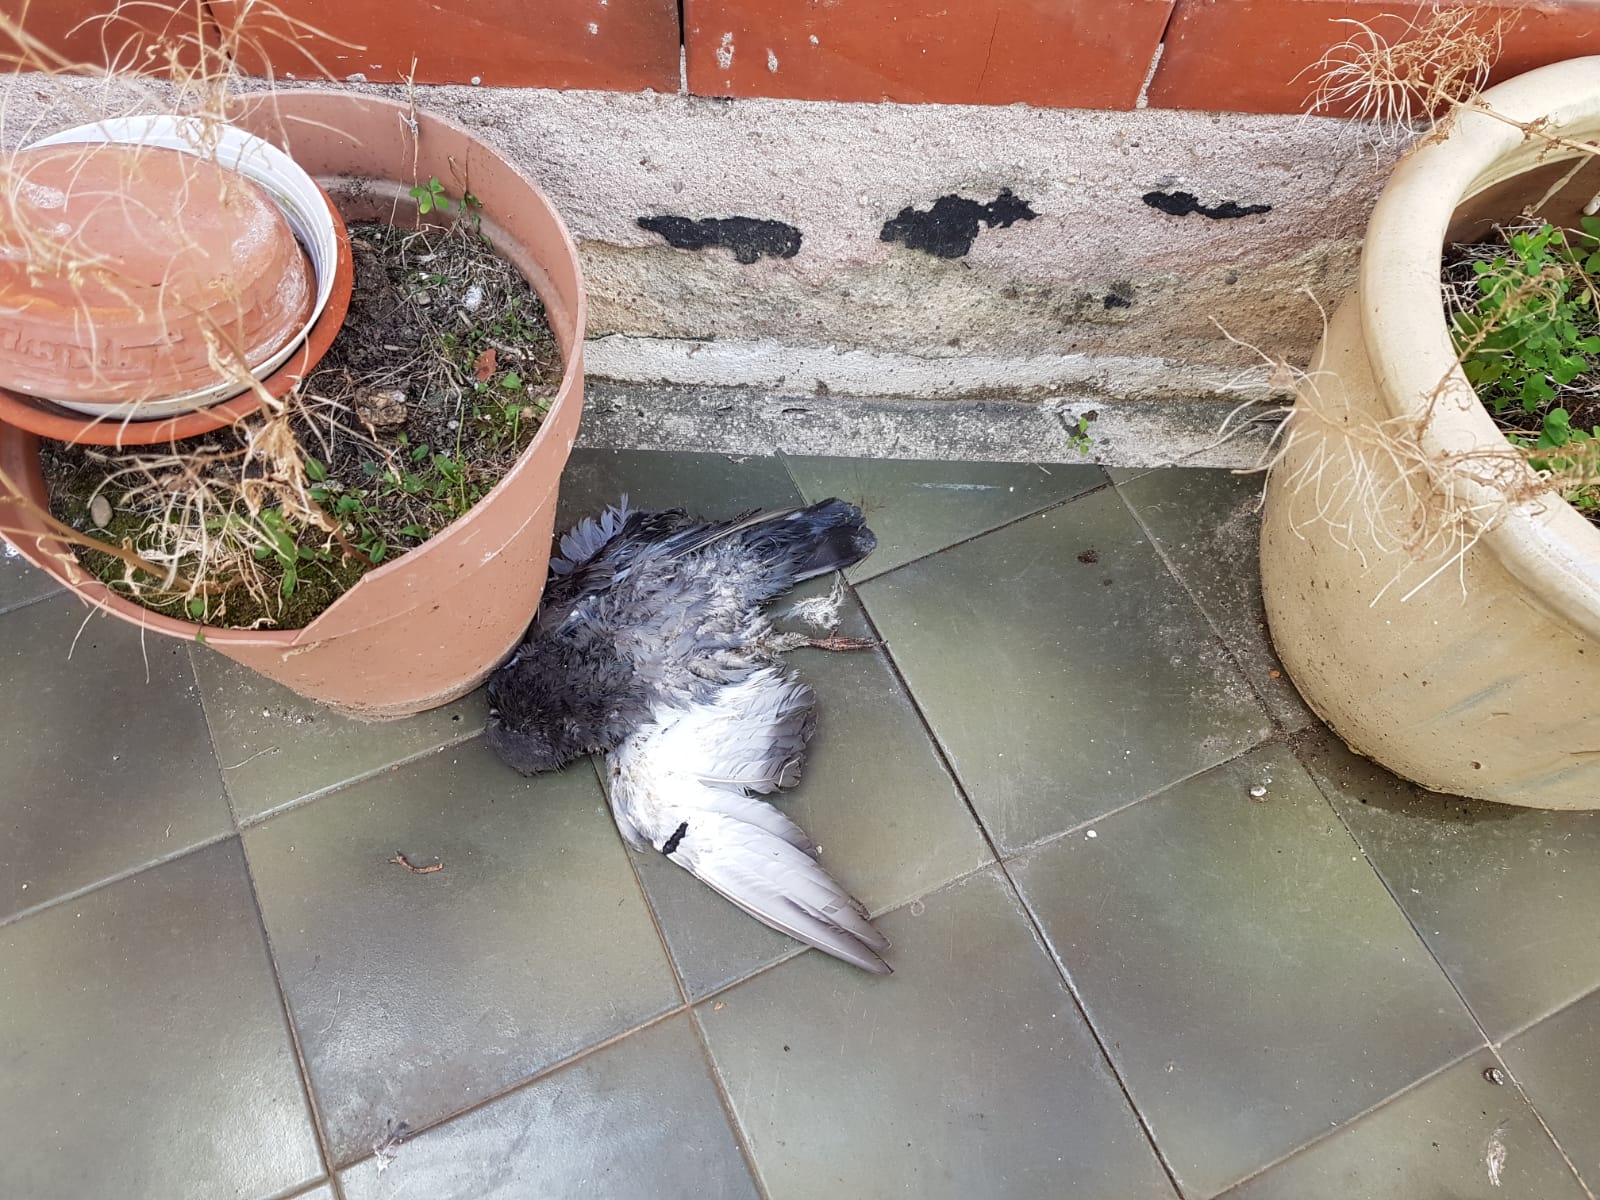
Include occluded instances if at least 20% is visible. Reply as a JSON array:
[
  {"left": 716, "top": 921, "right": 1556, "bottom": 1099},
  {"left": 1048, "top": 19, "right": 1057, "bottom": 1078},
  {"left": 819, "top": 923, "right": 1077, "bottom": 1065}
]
[
  {"left": 1539, "top": 407, "right": 1574, "bottom": 449},
  {"left": 500, "top": 371, "right": 522, "bottom": 390},
  {"left": 304, "top": 456, "right": 327, "bottom": 482},
  {"left": 281, "top": 565, "right": 298, "bottom": 598},
  {"left": 186, "top": 596, "right": 205, "bottom": 620}
]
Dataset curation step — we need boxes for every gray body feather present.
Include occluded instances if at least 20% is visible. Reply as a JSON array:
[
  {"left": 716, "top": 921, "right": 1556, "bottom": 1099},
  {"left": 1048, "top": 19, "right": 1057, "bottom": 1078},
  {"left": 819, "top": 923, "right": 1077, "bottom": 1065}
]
[{"left": 486, "top": 498, "right": 890, "bottom": 974}]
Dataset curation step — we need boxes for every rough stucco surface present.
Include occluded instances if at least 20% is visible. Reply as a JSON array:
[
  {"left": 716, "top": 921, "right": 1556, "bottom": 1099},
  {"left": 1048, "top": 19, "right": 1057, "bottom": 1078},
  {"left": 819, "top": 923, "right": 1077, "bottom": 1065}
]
[{"left": 3, "top": 78, "right": 1393, "bottom": 404}]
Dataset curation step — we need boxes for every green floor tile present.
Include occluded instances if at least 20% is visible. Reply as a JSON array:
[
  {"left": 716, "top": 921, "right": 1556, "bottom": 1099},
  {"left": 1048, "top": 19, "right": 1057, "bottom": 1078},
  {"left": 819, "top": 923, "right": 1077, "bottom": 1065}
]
[
  {"left": 1301, "top": 733, "right": 1600, "bottom": 1042},
  {"left": 243, "top": 737, "right": 679, "bottom": 1165},
  {"left": 783, "top": 455, "right": 1105, "bottom": 581},
  {"left": 556, "top": 447, "right": 803, "bottom": 525},
  {"left": 0, "top": 544, "right": 58, "bottom": 613},
  {"left": 1222, "top": 1050, "right": 1587, "bottom": 1200},
  {"left": 625, "top": 578, "right": 993, "bottom": 996},
  {"left": 340, "top": 1015, "right": 758, "bottom": 1200},
  {"left": 0, "top": 839, "right": 321, "bottom": 1200},
  {"left": 858, "top": 487, "right": 1272, "bottom": 852},
  {"left": 191, "top": 647, "right": 484, "bottom": 823},
  {"left": 697, "top": 868, "right": 1175, "bottom": 1200},
  {"left": 1116, "top": 469, "right": 1314, "bottom": 730},
  {"left": 1500, "top": 988, "right": 1600, "bottom": 1193},
  {"left": 0, "top": 595, "right": 230, "bottom": 921},
  {"left": 1010, "top": 744, "right": 1483, "bottom": 1199}
]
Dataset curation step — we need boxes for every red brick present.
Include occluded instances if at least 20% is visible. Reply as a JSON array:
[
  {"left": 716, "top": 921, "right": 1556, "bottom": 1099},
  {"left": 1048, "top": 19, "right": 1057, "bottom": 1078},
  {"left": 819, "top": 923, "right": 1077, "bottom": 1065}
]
[
  {"left": 216, "top": 0, "right": 679, "bottom": 91},
  {"left": 1, "top": 0, "right": 215, "bottom": 72},
  {"left": 685, "top": 0, "right": 1175, "bottom": 108},
  {"left": 1146, "top": 0, "right": 1600, "bottom": 115}
]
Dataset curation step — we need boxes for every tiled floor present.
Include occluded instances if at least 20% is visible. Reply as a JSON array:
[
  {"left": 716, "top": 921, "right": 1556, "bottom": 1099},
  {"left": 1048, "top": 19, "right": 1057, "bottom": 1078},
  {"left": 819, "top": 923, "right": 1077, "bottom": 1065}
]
[{"left": 2, "top": 449, "right": 1597, "bottom": 1200}]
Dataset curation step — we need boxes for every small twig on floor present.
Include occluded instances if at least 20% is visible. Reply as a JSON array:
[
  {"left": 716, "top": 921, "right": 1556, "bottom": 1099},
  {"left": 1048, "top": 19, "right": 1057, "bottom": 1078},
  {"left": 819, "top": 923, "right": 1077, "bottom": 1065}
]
[
  {"left": 220, "top": 746, "right": 280, "bottom": 770},
  {"left": 388, "top": 850, "right": 444, "bottom": 874}
]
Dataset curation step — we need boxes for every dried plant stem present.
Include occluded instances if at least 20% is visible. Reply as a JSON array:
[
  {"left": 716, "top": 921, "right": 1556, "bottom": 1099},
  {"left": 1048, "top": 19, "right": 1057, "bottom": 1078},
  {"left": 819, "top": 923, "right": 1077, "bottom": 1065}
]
[{"left": 0, "top": 463, "right": 220, "bottom": 593}]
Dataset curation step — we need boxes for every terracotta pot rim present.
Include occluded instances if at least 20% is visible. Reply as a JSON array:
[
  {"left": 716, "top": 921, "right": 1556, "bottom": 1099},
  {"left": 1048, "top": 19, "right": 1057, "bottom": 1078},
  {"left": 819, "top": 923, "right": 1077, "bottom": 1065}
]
[
  {"left": 0, "top": 181, "right": 355, "bottom": 448},
  {"left": 1358, "top": 54, "right": 1600, "bottom": 641},
  {"left": 7, "top": 92, "right": 587, "bottom": 650}
]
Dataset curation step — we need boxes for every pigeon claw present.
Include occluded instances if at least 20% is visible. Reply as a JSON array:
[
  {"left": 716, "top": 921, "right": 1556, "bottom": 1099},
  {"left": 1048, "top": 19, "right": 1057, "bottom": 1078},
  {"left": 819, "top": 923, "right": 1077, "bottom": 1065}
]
[{"left": 805, "top": 636, "right": 879, "bottom": 652}]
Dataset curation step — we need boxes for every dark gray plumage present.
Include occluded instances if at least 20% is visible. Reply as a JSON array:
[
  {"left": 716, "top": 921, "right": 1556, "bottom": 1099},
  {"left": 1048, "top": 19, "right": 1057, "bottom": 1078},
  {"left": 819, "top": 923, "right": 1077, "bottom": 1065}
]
[{"left": 486, "top": 497, "right": 891, "bottom": 973}]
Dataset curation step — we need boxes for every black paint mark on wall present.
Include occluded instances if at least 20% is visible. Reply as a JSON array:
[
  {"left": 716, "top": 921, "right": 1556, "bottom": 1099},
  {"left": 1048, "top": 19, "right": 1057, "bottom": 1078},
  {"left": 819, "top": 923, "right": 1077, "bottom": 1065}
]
[
  {"left": 1102, "top": 280, "right": 1135, "bottom": 309},
  {"left": 1141, "top": 190, "right": 1272, "bottom": 220},
  {"left": 880, "top": 189, "right": 1037, "bottom": 258},
  {"left": 638, "top": 215, "right": 802, "bottom": 264}
]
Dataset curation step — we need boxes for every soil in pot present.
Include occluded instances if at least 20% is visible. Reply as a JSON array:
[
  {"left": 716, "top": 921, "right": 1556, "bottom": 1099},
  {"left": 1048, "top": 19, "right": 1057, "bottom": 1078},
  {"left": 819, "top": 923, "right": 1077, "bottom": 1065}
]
[
  {"left": 1442, "top": 216, "right": 1600, "bottom": 525},
  {"left": 40, "top": 213, "right": 562, "bottom": 629}
]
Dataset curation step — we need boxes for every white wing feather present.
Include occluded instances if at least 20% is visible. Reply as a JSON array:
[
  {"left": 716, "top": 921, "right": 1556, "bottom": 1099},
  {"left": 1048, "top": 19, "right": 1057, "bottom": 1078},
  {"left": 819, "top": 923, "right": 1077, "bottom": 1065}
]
[{"left": 607, "top": 669, "right": 890, "bottom": 974}]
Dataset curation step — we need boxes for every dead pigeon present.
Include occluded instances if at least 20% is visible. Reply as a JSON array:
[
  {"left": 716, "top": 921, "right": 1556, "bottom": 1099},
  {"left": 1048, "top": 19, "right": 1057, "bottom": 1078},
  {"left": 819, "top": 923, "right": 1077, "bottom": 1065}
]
[{"left": 486, "top": 497, "right": 891, "bottom": 973}]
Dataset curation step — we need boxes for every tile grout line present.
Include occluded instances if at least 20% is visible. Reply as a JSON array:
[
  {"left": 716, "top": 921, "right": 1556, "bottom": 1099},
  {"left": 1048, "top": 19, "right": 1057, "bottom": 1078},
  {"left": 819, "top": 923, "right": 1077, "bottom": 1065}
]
[
  {"left": 846, "top": 508, "right": 1587, "bottom": 1200},
  {"left": 318, "top": 858, "right": 1009, "bottom": 1180},
  {"left": 230, "top": 807, "right": 348, "bottom": 1199},
  {"left": 1293, "top": 744, "right": 1599, "bottom": 1199},
  {"left": 686, "top": 1007, "right": 775, "bottom": 1200},
  {"left": 846, "top": 580, "right": 1189, "bottom": 1200},
  {"left": 323, "top": 757, "right": 783, "bottom": 1185},
  {"left": 232, "top": 725, "right": 487, "bottom": 831},
  {"left": 587, "top": 757, "right": 776, "bottom": 1200},
  {"left": 0, "top": 640, "right": 243, "bottom": 933},
  {"left": 1103, "top": 474, "right": 1582, "bottom": 1188},
  {"left": 0, "top": 828, "right": 238, "bottom": 931},
  {"left": 186, "top": 642, "right": 247, "bottom": 833},
  {"left": 186, "top": 644, "right": 347, "bottom": 1200},
  {"left": 1492, "top": 980, "right": 1600, "bottom": 1050},
  {"left": 1492, "top": 1043, "right": 1599, "bottom": 1200},
  {"left": 0, "top": 586, "right": 61, "bottom": 619},
  {"left": 849, "top": 474, "right": 1118, "bottom": 587},
  {"left": 1108, "top": 476, "right": 1286, "bottom": 731},
  {"left": 329, "top": 1001, "right": 693, "bottom": 1174},
  {"left": 1203, "top": 1041, "right": 1492, "bottom": 1199},
  {"left": 775, "top": 451, "right": 1117, "bottom": 588},
  {"left": 994, "top": 732, "right": 1293, "bottom": 863}
]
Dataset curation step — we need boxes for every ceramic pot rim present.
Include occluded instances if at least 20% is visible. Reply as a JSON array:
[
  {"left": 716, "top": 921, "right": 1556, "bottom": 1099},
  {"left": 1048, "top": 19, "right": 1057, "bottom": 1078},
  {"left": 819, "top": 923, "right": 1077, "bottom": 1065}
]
[{"left": 1359, "top": 54, "right": 1600, "bottom": 640}]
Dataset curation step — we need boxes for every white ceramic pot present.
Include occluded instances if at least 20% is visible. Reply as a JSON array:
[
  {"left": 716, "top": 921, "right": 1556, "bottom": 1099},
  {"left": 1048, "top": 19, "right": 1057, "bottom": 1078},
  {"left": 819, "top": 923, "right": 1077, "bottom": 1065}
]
[{"left": 1260, "top": 56, "right": 1600, "bottom": 808}]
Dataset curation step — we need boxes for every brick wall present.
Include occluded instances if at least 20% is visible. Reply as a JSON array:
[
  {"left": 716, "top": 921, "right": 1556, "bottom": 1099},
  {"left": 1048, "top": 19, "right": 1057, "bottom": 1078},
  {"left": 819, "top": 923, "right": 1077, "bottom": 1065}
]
[{"left": 7, "top": 0, "right": 1598, "bottom": 112}]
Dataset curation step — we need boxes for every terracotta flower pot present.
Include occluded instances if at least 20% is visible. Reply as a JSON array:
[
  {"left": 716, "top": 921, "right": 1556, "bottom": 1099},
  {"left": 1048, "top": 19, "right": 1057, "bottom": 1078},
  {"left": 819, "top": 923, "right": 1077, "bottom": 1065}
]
[
  {"left": 0, "top": 90, "right": 586, "bottom": 719},
  {"left": 1260, "top": 57, "right": 1600, "bottom": 808}
]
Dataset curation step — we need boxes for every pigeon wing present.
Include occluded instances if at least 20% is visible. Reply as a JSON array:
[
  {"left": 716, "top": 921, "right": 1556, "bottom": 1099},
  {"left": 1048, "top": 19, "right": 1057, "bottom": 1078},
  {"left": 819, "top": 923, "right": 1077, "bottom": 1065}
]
[
  {"left": 549, "top": 498, "right": 632, "bottom": 576},
  {"left": 536, "top": 506, "right": 697, "bottom": 636},
  {"left": 672, "top": 811, "right": 891, "bottom": 974},
  {"left": 608, "top": 672, "right": 889, "bottom": 974}
]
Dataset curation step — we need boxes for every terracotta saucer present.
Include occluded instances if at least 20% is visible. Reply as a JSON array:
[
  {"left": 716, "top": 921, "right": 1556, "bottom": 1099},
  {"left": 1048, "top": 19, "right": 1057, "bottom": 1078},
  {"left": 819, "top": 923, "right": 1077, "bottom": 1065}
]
[{"left": 0, "top": 183, "right": 353, "bottom": 448}]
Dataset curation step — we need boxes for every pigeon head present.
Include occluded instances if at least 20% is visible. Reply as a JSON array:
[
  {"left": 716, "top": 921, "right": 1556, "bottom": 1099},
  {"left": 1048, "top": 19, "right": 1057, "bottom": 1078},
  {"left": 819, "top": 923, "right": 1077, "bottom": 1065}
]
[
  {"left": 484, "top": 641, "right": 627, "bottom": 775},
  {"left": 484, "top": 712, "right": 586, "bottom": 776}
]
